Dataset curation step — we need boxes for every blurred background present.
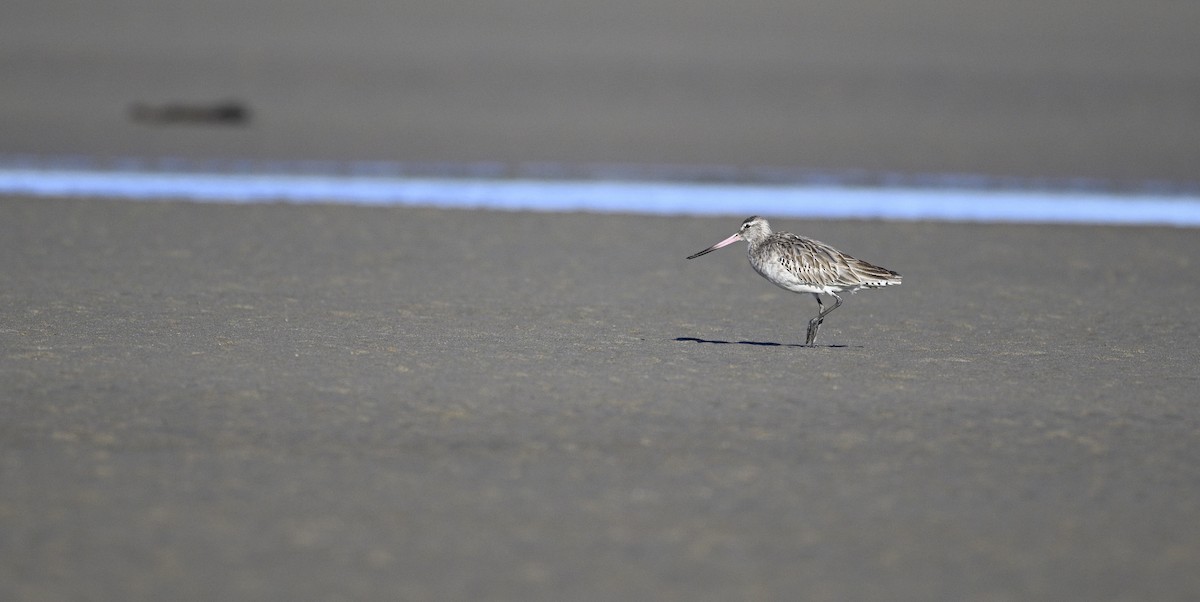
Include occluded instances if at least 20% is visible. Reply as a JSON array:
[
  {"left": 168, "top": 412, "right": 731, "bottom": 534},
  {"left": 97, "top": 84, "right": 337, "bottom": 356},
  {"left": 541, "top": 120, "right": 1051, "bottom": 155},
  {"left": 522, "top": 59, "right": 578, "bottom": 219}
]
[{"left": 3, "top": 0, "right": 1199, "bottom": 187}]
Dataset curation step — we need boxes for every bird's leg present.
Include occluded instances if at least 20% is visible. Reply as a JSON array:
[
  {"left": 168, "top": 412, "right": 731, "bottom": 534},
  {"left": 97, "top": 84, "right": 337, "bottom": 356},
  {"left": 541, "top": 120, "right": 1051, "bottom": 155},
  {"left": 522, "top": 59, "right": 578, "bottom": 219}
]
[
  {"left": 805, "top": 293, "right": 844, "bottom": 346},
  {"left": 806, "top": 294, "right": 824, "bottom": 346}
]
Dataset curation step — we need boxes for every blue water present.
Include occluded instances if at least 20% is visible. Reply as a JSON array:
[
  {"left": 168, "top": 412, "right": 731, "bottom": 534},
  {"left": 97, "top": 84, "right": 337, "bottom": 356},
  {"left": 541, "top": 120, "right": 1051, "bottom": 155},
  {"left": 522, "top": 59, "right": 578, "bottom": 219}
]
[{"left": 3, "top": 157, "right": 1199, "bottom": 227}]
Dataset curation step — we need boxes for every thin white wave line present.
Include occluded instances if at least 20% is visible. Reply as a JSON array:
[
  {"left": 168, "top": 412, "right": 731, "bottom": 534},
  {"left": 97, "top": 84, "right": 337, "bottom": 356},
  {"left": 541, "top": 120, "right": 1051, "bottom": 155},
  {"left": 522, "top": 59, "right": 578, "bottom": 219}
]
[{"left": 2, "top": 168, "right": 1199, "bottom": 227}]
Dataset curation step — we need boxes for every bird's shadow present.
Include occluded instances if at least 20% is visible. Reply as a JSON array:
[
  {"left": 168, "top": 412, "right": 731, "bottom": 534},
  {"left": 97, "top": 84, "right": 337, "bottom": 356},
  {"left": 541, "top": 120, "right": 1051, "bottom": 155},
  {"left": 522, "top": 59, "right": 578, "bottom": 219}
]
[{"left": 674, "top": 337, "right": 854, "bottom": 349}]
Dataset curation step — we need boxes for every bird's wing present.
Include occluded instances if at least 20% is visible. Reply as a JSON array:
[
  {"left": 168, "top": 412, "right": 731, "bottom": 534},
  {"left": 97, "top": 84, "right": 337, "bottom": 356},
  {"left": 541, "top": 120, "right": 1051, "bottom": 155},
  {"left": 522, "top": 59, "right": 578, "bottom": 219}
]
[{"left": 774, "top": 233, "right": 900, "bottom": 288}]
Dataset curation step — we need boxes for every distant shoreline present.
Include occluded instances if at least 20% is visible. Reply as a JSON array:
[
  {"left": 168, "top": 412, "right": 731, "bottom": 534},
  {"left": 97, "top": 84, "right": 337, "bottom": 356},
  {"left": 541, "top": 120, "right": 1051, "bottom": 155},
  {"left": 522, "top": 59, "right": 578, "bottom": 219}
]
[{"left": 4, "top": 156, "right": 1199, "bottom": 227}]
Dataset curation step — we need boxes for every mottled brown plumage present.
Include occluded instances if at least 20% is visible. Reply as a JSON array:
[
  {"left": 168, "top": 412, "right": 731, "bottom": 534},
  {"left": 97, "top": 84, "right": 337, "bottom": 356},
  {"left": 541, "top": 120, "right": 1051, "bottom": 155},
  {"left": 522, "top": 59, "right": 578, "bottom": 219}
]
[{"left": 687, "top": 216, "right": 901, "bottom": 346}]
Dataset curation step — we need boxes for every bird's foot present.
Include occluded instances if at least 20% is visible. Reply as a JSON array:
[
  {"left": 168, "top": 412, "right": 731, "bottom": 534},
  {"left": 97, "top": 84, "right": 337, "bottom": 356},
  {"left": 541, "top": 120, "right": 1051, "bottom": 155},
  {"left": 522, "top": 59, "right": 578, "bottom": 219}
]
[{"left": 805, "top": 323, "right": 820, "bottom": 346}]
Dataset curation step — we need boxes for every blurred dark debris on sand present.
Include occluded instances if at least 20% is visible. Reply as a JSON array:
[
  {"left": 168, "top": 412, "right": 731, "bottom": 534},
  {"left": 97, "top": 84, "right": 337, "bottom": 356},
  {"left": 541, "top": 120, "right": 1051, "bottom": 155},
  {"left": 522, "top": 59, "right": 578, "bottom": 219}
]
[{"left": 129, "top": 100, "right": 251, "bottom": 126}]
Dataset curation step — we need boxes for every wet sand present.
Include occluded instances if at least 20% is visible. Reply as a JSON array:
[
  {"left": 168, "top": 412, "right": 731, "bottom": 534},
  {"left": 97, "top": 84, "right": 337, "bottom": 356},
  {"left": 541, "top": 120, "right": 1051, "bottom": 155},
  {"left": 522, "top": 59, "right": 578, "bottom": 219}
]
[
  {"left": 4, "top": 0, "right": 1200, "bottom": 600},
  {"left": 3, "top": 199, "right": 1199, "bottom": 600}
]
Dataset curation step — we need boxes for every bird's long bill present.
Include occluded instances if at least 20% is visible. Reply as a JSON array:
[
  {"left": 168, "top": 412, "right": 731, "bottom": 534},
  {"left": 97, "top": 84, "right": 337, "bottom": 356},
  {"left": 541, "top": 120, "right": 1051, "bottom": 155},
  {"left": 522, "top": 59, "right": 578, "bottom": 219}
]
[{"left": 686, "top": 233, "right": 742, "bottom": 259}]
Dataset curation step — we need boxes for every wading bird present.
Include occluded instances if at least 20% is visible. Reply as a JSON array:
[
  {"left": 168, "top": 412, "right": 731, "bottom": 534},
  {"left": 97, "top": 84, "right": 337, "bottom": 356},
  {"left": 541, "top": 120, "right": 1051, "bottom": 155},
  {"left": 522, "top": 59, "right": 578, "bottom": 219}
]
[{"left": 687, "top": 216, "right": 901, "bottom": 346}]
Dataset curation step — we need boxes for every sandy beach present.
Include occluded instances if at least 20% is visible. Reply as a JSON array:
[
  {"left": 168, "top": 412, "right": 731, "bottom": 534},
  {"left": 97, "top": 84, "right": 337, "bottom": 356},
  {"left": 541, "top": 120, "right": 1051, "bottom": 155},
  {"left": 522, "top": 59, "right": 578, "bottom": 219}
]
[
  {"left": 3, "top": 199, "right": 1200, "bottom": 600},
  {"left": 3, "top": 0, "right": 1200, "bottom": 600}
]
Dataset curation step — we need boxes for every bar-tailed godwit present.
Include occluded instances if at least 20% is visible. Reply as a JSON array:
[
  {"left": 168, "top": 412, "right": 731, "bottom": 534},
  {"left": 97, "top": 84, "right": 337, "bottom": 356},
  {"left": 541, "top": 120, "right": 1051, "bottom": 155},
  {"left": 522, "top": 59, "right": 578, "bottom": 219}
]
[{"left": 687, "top": 216, "right": 901, "bottom": 346}]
